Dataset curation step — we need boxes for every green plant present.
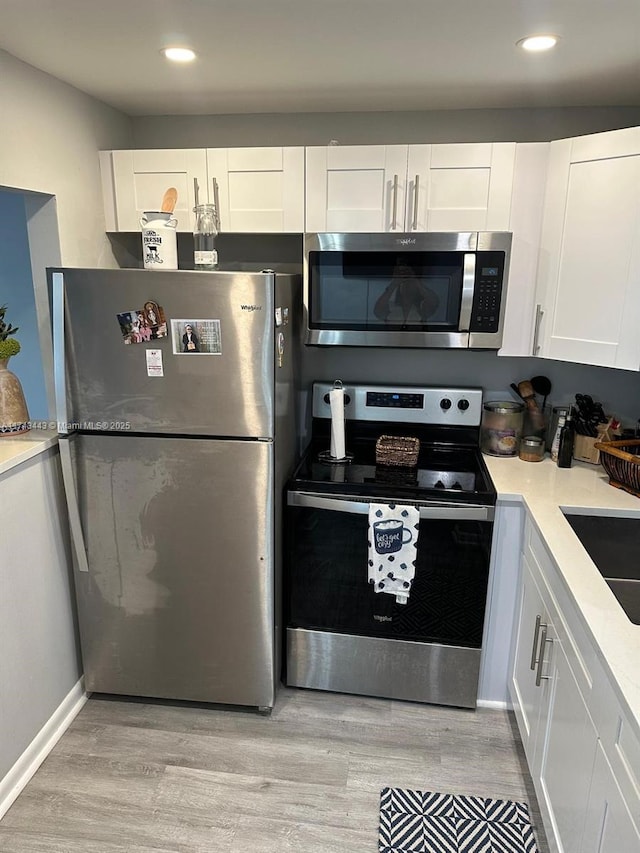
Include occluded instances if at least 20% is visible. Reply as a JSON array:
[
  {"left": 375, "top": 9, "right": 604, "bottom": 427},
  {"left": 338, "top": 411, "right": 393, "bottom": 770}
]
[{"left": 0, "top": 305, "right": 21, "bottom": 359}]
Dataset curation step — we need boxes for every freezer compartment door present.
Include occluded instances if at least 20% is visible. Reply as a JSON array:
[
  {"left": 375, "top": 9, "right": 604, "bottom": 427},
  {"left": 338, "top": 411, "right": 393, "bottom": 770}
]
[
  {"left": 71, "top": 433, "right": 275, "bottom": 707},
  {"left": 52, "top": 268, "right": 275, "bottom": 437}
]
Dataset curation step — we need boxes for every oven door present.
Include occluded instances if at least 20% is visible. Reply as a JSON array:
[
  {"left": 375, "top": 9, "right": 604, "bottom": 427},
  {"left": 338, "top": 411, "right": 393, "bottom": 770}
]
[{"left": 286, "top": 491, "right": 494, "bottom": 646}]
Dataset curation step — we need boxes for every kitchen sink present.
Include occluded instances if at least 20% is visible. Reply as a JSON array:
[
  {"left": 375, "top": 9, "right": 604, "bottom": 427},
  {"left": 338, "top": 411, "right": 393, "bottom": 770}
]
[{"left": 562, "top": 512, "right": 640, "bottom": 625}]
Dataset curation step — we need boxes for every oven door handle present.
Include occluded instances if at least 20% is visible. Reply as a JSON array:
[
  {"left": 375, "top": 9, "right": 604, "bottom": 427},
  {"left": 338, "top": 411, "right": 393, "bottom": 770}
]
[{"left": 287, "top": 491, "right": 494, "bottom": 521}]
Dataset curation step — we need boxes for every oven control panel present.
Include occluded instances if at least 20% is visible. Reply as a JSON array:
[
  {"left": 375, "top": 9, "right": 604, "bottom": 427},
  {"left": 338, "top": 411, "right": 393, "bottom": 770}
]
[{"left": 313, "top": 383, "right": 483, "bottom": 426}]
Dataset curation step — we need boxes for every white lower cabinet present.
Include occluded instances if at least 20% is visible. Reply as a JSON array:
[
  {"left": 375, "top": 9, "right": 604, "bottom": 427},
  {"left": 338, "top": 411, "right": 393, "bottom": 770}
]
[
  {"left": 509, "top": 517, "right": 640, "bottom": 853},
  {"left": 537, "top": 637, "right": 599, "bottom": 853},
  {"left": 582, "top": 744, "right": 640, "bottom": 853}
]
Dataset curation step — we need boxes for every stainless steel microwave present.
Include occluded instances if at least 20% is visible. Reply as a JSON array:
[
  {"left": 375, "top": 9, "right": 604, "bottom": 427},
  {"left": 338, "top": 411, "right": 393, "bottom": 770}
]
[{"left": 304, "top": 231, "right": 512, "bottom": 349}]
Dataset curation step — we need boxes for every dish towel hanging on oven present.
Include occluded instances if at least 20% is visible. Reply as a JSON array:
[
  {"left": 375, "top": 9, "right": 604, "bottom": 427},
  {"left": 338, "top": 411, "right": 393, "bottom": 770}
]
[{"left": 368, "top": 503, "right": 420, "bottom": 604}]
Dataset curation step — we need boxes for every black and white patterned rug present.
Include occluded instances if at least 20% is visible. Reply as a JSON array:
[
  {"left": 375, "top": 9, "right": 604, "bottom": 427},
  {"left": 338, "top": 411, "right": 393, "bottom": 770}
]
[{"left": 379, "top": 787, "right": 539, "bottom": 853}]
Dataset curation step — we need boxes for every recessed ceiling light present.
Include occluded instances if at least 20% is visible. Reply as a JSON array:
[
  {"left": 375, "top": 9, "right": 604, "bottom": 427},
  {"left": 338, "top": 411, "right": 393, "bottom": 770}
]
[
  {"left": 517, "top": 34, "right": 559, "bottom": 52},
  {"left": 161, "top": 47, "right": 197, "bottom": 63}
]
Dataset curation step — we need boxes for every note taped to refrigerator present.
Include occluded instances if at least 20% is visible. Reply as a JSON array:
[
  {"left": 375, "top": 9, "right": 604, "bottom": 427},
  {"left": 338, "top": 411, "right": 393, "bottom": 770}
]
[
  {"left": 146, "top": 349, "right": 164, "bottom": 377},
  {"left": 170, "top": 319, "right": 222, "bottom": 355}
]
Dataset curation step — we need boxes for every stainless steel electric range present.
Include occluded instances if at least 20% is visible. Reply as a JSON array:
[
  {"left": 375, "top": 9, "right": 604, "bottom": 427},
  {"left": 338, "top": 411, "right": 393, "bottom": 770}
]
[{"left": 284, "top": 382, "right": 496, "bottom": 709}]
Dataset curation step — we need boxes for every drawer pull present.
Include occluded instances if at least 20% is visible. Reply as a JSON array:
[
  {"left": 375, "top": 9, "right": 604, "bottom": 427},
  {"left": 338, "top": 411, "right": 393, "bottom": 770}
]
[
  {"left": 530, "top": 614, "right": 542, "bottom": 670},
  {"left": 535, "top": 625, "right": 553, "bottom": 686}
]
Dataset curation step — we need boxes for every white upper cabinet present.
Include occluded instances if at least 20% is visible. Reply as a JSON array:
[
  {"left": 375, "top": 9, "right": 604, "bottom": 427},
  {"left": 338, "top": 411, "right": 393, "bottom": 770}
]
[
  {"left": 206, "top": 147, "right": 304, "bottom": 233},
  {"left": 535, "top": 127, "right": 640, "bottom": 370},
  {"left": 305, "top": 143, "right": 516, "bottom": 233},
  {"left": 305, "top": 145, "right": 409, "bottom": 232},
  {"left": 100, "top": 149, "right": 207, "bottom": 232},
  {"left": 407, "top": 143, "right": 516, "bottom": 232},
  {"left": 100, "top": 147, "right": 304, "bottom": 234}
]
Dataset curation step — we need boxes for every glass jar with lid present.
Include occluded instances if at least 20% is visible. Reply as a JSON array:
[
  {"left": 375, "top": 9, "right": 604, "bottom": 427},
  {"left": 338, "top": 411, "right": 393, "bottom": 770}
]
[
  {"left": 480, "top": 401, "right": 525, "bottom": 456},
  {"left": 193, "top": 203, "right": 218, "bottom": 270}
]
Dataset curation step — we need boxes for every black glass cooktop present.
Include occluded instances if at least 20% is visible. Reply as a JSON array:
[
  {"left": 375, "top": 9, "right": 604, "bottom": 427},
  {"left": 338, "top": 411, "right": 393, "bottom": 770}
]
[{"left": 290, "top": 437, "right": 496, "bottom": 505}]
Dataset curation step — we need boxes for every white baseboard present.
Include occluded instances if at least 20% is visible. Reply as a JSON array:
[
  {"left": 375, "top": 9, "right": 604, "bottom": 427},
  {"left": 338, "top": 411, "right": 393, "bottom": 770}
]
[
  {"left": 477, "top": 698, "right": 511, "bottom": 710},
  {"left": 0, "top": 678, "right": 87, "bottom": 820}
]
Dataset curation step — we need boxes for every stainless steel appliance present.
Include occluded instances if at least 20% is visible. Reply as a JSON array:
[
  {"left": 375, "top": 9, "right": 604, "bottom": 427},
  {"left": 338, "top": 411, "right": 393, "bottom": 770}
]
[
  {"left": 285, "top": 382, "right": 496, "bottom": 708},
  {"left": 50, "top": 267, "right": 300, "bottom": 710},
  {"left": 304, "top": 231, "right": 511, "bottom": 349}
]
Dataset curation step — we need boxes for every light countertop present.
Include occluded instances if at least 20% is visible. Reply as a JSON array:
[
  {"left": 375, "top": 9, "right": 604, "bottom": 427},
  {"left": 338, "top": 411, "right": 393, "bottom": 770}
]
[
  {"left": 484, "top": 453, "right": 640, "bottom": 737},
  {"left": 0, "top": 428, "right": 59, "bottom": 477}
]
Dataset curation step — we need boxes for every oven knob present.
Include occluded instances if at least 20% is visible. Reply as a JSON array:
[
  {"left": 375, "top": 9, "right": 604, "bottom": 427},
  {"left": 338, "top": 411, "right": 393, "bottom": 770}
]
[
  {"left": 458, "top": 398, "right": 470, "bottom": 411},
  {"left": 440, "top": 398, "right": 452, "bottom": 410}
]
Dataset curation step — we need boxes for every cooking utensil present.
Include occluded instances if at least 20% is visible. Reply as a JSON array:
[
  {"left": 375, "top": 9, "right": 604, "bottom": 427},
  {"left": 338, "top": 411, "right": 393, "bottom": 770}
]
[
  {"left": 160, "top": 187, "right": 178, "bottom": 213},
  {"left": 530, "top": 375, "right": 552, "bottom": 409},
  {"left": 574, "top": 394, "right": 608, "bottom": 436},
  {"left": 517, "top": 380, "right": 545, "bottom": 431},
  {"left": 510, "top": 383, "right": 524, "bottom": 399}
]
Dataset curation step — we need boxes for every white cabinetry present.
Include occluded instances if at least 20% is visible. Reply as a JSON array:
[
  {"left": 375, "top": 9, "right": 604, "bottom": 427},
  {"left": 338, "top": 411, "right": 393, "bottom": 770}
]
[
  {"left": 99, "top": 149, "right": 207, "bottom": 232},
  {"left": 100, "top": 147, "right": 304, "bottom": 234},
  {"left": 305, "top": 143, "right": 516, "bottom": 233},
  {"left": 305, "top": 145, "right": 408, "bottom": 232},
  {"left": 206, "top": 147, "right": 304, "bottom": 233},
  {"left": 510, "top": 516, "right": 640, "bottom": 853},
  {"left": 535, "top": 127, "right": 640, "bottom": 370},
  {"left": 583, "top": 744, "right": 640, "bottom": 853}
]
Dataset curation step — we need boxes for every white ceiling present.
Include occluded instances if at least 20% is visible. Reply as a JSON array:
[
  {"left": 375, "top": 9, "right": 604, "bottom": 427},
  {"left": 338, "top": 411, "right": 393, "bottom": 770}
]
[{"left": 1, "top": 0, "right": 639, "bottom": 116}]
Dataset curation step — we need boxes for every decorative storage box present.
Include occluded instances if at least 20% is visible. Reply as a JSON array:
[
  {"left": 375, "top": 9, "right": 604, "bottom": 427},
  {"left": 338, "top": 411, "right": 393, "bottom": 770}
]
[{"left": 375, "top": 435, "right": 420, "bottom": 467}]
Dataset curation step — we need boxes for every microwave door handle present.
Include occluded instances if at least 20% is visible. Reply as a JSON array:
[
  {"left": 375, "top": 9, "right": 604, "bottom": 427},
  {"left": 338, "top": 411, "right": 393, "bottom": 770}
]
[
  {"left": 287, "top": 492, "right": 493, "bottom": 521},
  {"left": 459, "top": 253, "right": 476, "bottom": 332}
]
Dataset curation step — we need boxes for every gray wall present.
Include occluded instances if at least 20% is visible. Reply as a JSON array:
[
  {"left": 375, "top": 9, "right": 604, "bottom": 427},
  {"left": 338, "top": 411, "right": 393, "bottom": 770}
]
[{"left": 132, "top": 106, "right": 640, "bottom": 148}]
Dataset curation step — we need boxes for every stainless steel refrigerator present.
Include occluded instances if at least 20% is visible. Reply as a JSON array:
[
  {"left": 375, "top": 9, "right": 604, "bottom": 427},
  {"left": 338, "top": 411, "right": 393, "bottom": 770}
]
[{"left": 49, "top": 268, "right": 300, "bottom": 710}]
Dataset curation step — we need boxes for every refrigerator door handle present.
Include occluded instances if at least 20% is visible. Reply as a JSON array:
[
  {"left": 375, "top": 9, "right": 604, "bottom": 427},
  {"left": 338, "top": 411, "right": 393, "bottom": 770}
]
[
  {"left": 52, "top": 271, "right": 68, "bottom": 434},
  {"left": 58, "top": 437, "right": 90, "bottom": 573}
]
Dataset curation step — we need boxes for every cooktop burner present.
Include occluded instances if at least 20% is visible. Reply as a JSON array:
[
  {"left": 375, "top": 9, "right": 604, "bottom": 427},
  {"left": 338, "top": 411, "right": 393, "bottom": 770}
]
[{"left": 290, "top": 383, "right": 496, "bottom": 506}]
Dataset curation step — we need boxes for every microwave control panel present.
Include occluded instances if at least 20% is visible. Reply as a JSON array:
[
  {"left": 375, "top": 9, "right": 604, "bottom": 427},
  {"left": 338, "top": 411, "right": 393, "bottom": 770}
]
[{"left": 469, "top": 252, "right": 504, "bottom": 333}]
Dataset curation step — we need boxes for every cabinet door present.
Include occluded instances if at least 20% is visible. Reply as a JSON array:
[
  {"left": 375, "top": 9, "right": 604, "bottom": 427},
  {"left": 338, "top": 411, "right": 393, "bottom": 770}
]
[
  {"left": 537, "top": 128, "right": 640, "bottom": 370},
  {"left": 207, "top": 147, "right": 304, "bottom": 233},
  {"left": 509, "top": 553, "right": 549, "bottom": 766},
  {"left": 537, "top": 638, "right": 599, "bottom": 853},
  {"left": 305, "top": 145, "right": 408, "bottom": 232},
  {"left": 407, "top": 143, "right": 515, "bottom": 232},
  {"left": 108, "top": 149, "right": 207, "bottom": 232},
  {"left": 583, "top": 742, "right": 640, "bottom": 853}
]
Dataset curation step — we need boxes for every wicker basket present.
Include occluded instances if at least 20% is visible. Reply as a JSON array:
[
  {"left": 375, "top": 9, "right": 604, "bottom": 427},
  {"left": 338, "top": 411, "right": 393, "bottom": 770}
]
[
  {"left": 375, "top": 435, "right": 420, "bottom": 467},
  {"left": 593, "top": 439, "right": 640, "bottom": 498}
]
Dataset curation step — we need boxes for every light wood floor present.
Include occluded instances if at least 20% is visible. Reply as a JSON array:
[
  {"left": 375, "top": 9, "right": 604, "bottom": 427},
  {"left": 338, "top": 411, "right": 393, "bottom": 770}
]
[{"left": 0, "top": 687, "right": 548, "bottom": 852}]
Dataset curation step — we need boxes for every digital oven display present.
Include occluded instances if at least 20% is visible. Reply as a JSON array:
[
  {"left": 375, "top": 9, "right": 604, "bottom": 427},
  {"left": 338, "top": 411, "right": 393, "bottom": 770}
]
[{"left": 366, "top": 392, "right": 424, "bottom": 409}]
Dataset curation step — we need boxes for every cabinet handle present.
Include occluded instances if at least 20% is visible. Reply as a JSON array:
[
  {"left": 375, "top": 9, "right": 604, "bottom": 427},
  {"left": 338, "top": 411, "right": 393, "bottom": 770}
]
[
  {"left": 535, "top": 625, "right": 553, "bottom": 686},
  {"left": 412, "top": 174, "right": 419, "bottom": 230},
  {"left": 532, "top": 304, "right": 544, "bottom": 355},
  {"left": 212, "top": 177, "right": 221, "bottom": 231},
  {"left": 391, "top": 174, "right": 399, "bottom": 230},
  {"left": 529, "top": 614, "right": 542, "bottom": 670}
]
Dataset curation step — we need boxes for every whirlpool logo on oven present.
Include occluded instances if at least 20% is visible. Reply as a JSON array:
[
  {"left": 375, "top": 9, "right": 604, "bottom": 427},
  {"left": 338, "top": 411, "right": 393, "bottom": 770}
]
[
  {"left": 397, "top": 237, "right": 416, "bottom": 245},
  {"left": 373, "top": 614, "right": 393, "bottom": 622}
]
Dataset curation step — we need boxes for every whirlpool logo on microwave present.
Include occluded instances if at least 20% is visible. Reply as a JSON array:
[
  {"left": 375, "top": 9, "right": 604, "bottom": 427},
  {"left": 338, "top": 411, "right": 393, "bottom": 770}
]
[{"left": 397, "top": 237, "right": 416, "bottom": 245}]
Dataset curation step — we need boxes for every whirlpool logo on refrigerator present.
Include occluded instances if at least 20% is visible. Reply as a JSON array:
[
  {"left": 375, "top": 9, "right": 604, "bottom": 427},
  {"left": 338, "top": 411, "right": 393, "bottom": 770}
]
[{"left": 240, "top": 304, "right": 263, "bottom": 312}]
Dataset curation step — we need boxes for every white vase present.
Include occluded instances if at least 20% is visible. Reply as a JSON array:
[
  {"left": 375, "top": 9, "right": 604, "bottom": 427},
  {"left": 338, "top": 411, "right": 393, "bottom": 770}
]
[{"left": 0, "top": 356, "right": 30, "bottom": 434}]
